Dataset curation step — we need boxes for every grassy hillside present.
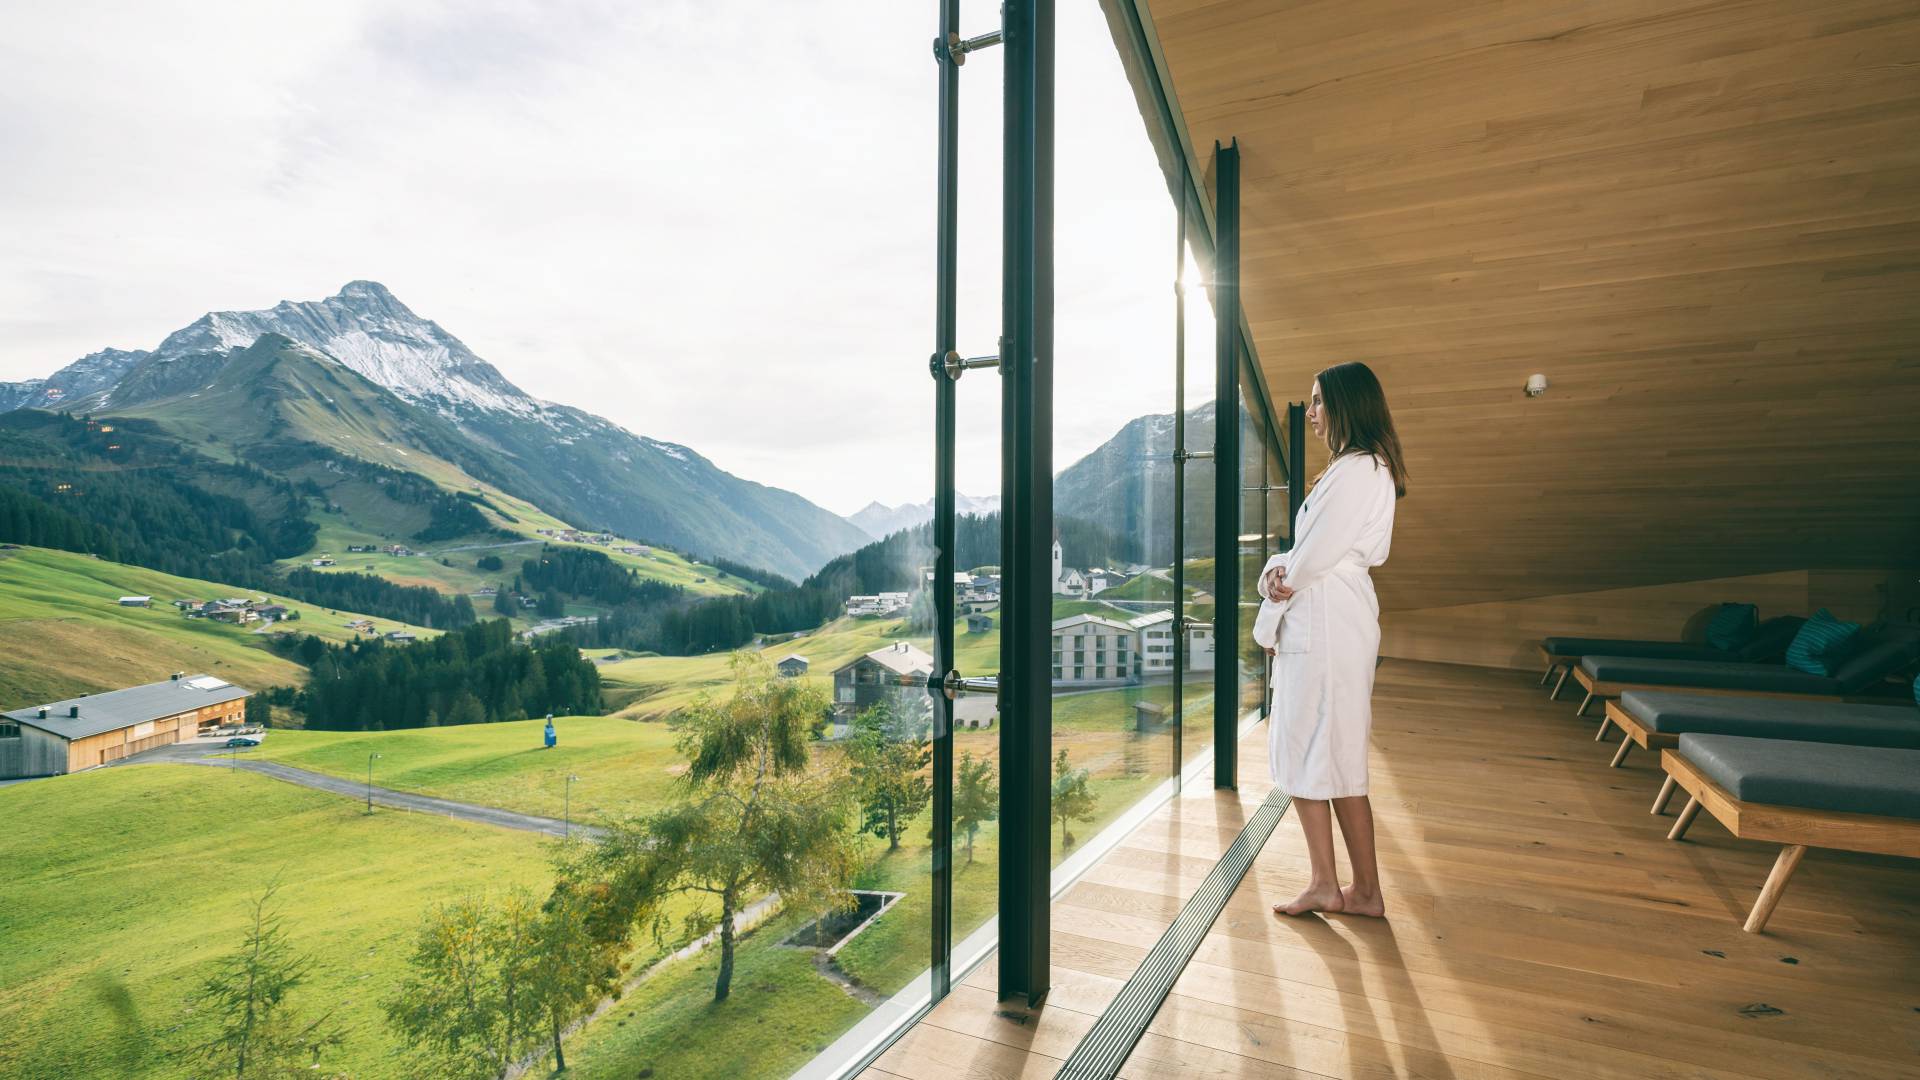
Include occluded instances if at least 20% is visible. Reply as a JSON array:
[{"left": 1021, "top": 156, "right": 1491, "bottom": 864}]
[
  {"left": 598, "top": 596, "right": 1150, "bottom": 721},
  {"left": 160, "top": 661, "right": 1212, "bottom": 1079},
  {"left": 0, "top": 765, "right": 555, "bottom": 1080},
  {"left": 295, "top": 528, "right": 751, "bottom": 605},
  {"left": 255, "top": 716, "right": 682, "bottom": 825},
  {"left": 0, "top": 546, "right": 436, "bottom": 705},
  {"left": 96, "top": 339, "right": 755, "bottom": 601},
  {"left": 597, "top": 614, "right": 931, "bottom": 720}
]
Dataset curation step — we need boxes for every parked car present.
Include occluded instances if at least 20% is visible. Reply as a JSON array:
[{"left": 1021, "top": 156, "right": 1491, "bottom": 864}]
[{"left": 225, "top": 737, "right": 261, "bottom": 748}]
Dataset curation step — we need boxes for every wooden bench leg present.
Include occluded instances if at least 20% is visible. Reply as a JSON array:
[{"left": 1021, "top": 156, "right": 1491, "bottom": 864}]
[
  {"left": 1539, "top": 662, "right": 1556, "bottom": 686},
  {"left": 1549, "top": 667, "right": 1572, "bottom": 700},
  {"left": 1743, "top": 845, "right": 1808, "bottom": 934},
  {"left": 1593, "top": 714, "right": 1612, "bottom": 741},
  {"left": 1650, "top": 775, "right": 1677, "bottom": 815},
  {"left": 1609, "top": 739, "right": 1633, "bottom": 767},
  {"left": 1668, "top": 795, "right": 1702, "bottom": 841},
  {"left": 1576, "top": 691, "right": 1594, "bottom": 717}
]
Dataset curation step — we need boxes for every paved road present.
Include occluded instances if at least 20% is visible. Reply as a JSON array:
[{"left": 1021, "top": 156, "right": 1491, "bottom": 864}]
[
  {"left": 130, "top": 742, "right": 602, "bottom": 839},
  {"left": 428, "top": 539, "right": 546, "bottom": 556}
]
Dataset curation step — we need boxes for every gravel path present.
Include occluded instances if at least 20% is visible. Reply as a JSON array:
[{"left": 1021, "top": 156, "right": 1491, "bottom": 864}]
[{"left": 129, "top": 742, "right": 603, "bottom": 839}]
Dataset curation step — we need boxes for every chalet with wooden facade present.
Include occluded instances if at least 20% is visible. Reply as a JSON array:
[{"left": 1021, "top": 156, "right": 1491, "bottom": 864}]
[
  {"left": 830, "top": 642, "right": 934, "bottom": 723},
  {"left": 0, "top": 674, "right": 250, "bottom": 779}
]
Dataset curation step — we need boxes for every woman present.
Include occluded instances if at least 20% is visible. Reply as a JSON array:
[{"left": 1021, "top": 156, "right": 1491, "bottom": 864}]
[{"left": 1252, "top": 361, "right": 1407, "bottom": 917}]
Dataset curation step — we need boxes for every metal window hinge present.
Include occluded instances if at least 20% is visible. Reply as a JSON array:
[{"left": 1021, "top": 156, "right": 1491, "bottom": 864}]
[
  {"left": 934, "top": 349, "right": 1001, "bottom": 380},
  {"left": 938, "top": 28, "right": 1004, "bottom": 66},
  {"left": 942, "top": 670, "right": 999, "bottom": 701}
]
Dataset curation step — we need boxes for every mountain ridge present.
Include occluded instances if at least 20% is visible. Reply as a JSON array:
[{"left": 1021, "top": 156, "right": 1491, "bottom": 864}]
[
  {"left": 848, "top": 492, "right": 1000, "bottom": 540},
  {"left": 0, "top": 283, "right": 870, "bottom": 579}
]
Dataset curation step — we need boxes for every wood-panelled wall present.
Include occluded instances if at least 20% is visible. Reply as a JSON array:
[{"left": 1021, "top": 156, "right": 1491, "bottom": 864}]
[
  {"left": 1380, "top": 567, "right": 1898, "bottom": 670},
  {"left": 1139, "top": 0, "right": 1920, "bottom": 632},
  {"left": 58, "top": 701, "right": 234, "bottom": 772}
]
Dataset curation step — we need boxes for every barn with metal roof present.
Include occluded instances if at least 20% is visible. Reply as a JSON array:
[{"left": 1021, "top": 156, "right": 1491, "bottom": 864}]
[{"left": 0, "top": 674, "right": 250, "bottom": 778}]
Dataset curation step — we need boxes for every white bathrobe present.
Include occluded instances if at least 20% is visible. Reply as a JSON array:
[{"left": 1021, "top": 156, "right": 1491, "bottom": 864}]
[{"left": 1252, "top": 452, "right": 1397, "bottom": 799}]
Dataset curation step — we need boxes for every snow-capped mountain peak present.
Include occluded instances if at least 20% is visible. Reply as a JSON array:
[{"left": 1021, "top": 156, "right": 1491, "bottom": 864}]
[
  {"left": 0, "top": 346, "right": 150, "bottom": 412},
  {"left": 138, "top": 282, "right": 537, "bottom": 419},
  {"left": 848, "top": 492, "right": 1001, "bottom": 539}
]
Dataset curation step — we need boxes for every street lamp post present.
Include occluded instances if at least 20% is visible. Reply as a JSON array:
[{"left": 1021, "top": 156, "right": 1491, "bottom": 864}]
[
  {"left": 564, "top": 774, "right": 581, "bottom": 839},
  {"left": 366, "top": 752, "right": 382, "bottom": 813}
]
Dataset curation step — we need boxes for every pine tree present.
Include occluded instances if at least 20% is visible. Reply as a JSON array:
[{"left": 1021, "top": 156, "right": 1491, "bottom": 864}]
[
  {"left": 848, "top": 700, "right": 932, "bottom": 851},
  {"left": 188, "top": 881, "right": 341, "bottom": 1078},
  {"left": 1051, "top": 748, "right": 1097, "bottom": 849},
  {"left": 953, "top": 750, "right": 998, "bottom": 864}
]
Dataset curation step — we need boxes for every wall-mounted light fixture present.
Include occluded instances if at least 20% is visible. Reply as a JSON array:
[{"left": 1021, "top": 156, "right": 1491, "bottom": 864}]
[{"left": 1525, "top": 373, "right": 1549, "bottom": 397}]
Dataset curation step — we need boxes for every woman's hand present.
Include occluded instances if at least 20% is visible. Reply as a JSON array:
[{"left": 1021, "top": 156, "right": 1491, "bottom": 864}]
[{"left": 1264, "top": 568, "right": 1294, "bottom": 603}]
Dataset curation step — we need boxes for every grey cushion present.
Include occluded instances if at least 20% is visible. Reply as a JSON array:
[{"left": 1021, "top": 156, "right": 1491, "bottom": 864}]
[
  {"left": 1678, "top": 733, "right": 1920, "bottom": 819},
  {"left": 1830, "top": 623, "right": 1920, "bottom": 695},
  {"left": 1620, "top": 691, "right": 1920, "bottom": 748},
  {"left": 1542, "top": 637, "right": 1731, "bottom": 662},
  {"left": 1580, "top": 655, "right": 1843, "bottom": 695}
]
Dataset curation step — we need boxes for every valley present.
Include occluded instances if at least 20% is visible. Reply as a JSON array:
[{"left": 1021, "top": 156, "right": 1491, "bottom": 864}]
[{"left": 0, "top": 280, "right": 1218, "bottom": 1080}]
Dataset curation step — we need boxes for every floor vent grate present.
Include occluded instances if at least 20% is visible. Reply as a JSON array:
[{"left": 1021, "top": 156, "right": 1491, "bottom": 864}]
[{"left": 1054, "top": 787, "right": 1291, "bottom": 1079}]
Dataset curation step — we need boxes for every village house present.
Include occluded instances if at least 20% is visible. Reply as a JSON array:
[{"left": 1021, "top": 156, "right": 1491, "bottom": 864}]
[
  {"left": 1130, "top": 610, "right": 1177, "bottom": 674},
  {"left": 311, "top": 554, "right": 335, "bottom": 567},
  {"left": 831, "top": 642, "right": 935, "bottom": 723},
  {"left": 960, "top": 577, "right": 1000, "bottom": 614},
  {"left": 845, "top": 591, "right": 911, "bottom": 618},
  {"left": 776, "top": 654, "right": 809, "bottom": 677},
  {"left": 116, "top": 596, "right": 151, "bottom": 607},
  {"left": 966, "top": 613, "right": 994, "bottom": 635},
  {"left": 1050, "top": 614, "right": 1138, "bottom": 686}
]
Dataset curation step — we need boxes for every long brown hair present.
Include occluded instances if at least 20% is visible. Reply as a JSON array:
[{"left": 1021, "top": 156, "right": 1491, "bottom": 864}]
[{"left": 1315, "top": 361, "right": 1407, "bottom": 498}]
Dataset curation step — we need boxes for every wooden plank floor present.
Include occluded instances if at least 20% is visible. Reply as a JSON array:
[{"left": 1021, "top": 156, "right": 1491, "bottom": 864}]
[{"left": 865, "top": 659, "right": 1920, "bottom": 1080}]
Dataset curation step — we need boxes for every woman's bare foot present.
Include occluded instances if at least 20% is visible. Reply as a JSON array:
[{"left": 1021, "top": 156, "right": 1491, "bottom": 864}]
[
  {"left": 1337, "top": 883, "right": 1385, "bottom": 917},
  {"left": 1273, "top": 884, "right": 1345, "bottom": 916}
]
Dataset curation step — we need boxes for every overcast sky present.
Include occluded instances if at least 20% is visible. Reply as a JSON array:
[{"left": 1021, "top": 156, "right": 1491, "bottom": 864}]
[{"left": 0, "top": 0, "right": 1213, "bottom": 517}]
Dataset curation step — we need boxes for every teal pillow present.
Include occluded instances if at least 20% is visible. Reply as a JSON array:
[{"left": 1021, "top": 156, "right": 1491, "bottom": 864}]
[
  {"left": 1704, "top": 603, "right": 1758, "bottom": 650},
  {"left": 1785, "top": 609, "right": 1862, "bottom": 677},
  {"left": 1912, "top": 671, "right": 1919, "bottom": 709}
]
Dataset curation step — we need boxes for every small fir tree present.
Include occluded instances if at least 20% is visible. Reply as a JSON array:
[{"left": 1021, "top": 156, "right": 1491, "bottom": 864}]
[
  {"left": 188, "top": 881, "right": 342, "bottom": 1079},
  {"left": 1051, "top": 748, "right": 1097, "bottom": 849},
  {"left": 953, "top": 750, "right": 999, "bottom": 864}
]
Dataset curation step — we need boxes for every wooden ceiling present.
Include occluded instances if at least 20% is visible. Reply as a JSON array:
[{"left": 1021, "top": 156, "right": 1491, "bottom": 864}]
[{"left": 1139, "top": 0, "right": 1920, "bottom": 611}]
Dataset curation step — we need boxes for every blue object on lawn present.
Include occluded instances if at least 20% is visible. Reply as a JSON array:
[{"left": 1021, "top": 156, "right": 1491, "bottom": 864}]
[{"left": 544, "top": 716, "right": 557, "bottom": 748}]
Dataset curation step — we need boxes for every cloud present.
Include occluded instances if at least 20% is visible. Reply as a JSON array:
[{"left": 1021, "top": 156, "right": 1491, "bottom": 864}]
[{"left": 0, "top": 0, "right": 1217, "bottom": 516}]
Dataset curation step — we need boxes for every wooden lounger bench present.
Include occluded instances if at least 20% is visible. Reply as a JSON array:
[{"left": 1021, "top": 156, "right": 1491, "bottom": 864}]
[
  {"left": 1574, "top": 658, "right": 1835, "bottom": 726},
  {"left": 1601, "top": 691, "right": 1920, "bottom": 769},
  {"left": 1659, "top": 736, "right": 1920, "bottom": 933},
  {"left": 1540, "top": 641, "right": 1737, "bottom": 701},
  {"left": 1578, "top": 623, "right": 1920, "bottom": 727},
  {"left": 1539, "top": 613, "right": 1802, "bottom": 702}
]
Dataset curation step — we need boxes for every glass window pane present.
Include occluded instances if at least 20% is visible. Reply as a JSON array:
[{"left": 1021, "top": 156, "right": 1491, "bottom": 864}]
[
  {"left": 1051, "top": 0, "right": 1180, "bottom": 868},
  {"left": 1179, "top": 243, "right": 1219, "bottom": 773}
]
